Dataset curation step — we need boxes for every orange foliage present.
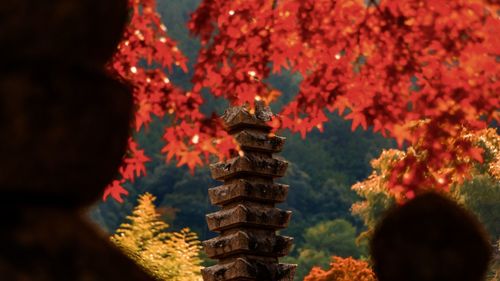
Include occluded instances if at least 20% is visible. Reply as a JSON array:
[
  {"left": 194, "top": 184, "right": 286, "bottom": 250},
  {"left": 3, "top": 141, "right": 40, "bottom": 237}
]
[
  {"left": 191, "top": 0, "right": 499, "bottom": 198},
  {"left": 105, "top": 0, "right": 499, "bottom": 201},
  {"left": 304, "top": 257, "right": 377, "bottom": 281},
  {"left": 104, "top": 0, "right": 235, "bottom": 201},
  {"left": 352, "top": 128, "right": 500, "bottom": 202}
]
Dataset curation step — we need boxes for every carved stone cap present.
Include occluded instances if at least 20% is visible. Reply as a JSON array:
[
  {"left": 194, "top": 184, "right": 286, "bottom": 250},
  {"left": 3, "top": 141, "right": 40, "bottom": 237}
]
[
  {"left": 233, "top": 130, "right": 285, "bottom": 153},
  {"left": 222, "top": 101, "right": 274, "bottom": 133}
]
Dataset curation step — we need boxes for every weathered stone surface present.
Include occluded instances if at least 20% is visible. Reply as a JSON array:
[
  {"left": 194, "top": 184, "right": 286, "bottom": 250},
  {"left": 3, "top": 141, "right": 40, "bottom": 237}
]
[
  {"left": 202, "top": 258, "right": 296, "bottom": 281},
  {"left": 206, "top": 204, "right": 291, "bottom": 232},
  {"left": 210, "top": 155, "right": 288, "bottom": 181},
  {"left": 204, "top": 103, "right": 296, "bottom": 280},
  {"left": 222, "top": 102, "right": 273, "bottom": 132},
  {"left": 208, "top": 180, "right": 289, "bottom": 206},
  {"left": 203, "top": 231, "right": 293, "bottom": 259},
  {"left": 233, "top": 130, "right": 285, "bottom": 153}
]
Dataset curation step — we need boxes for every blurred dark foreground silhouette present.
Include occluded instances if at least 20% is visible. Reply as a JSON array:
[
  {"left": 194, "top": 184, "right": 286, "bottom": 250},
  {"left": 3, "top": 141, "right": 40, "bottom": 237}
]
[
  {"left": 371, "top": 192, "right": 493, "bottom": 281},
  {"left": 0, "top": 0, "right": 154, "bottom": 280}
]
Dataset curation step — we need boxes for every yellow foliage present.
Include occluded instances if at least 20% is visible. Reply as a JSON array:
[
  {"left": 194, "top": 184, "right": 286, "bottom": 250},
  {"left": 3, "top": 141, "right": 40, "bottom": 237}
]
[
  {"left": 351, "top": 149, "right": 402, "bottom": 239},
  {"left": 111, "top": 193, "right": 203, "bottom": 281},
  {"left": 351, "top": 128, "right": 500, "bottom": 240},
  {"left": 463, "top": 128, "right": 500, "bottom": 180}
]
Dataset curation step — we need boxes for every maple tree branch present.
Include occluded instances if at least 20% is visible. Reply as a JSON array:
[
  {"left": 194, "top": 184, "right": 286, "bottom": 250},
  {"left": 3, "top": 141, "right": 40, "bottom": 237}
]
[
  {"left": 356, "top": 5, "right": 371, "bottom": 45},
  {"left": 368, "top": 0, "right": 384, "bottom": 17},
  {"left": 272, "top": 0, "right": 278, "bottom": 10}
]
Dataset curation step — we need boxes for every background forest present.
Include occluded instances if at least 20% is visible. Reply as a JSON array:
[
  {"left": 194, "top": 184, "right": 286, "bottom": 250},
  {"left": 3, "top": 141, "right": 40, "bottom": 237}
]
[
  {"left": 89, "top": 0, "right": 392, "bottom": 277},
  {"left": 88, "top": 1, "right": 499, "bottom": 280}
]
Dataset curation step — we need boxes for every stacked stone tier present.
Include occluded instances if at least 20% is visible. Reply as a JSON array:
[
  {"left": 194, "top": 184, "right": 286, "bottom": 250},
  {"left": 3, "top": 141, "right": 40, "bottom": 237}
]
[
  {"left": 210, "top": 154, "right": 288, "bottom": 181},
  {"left": 208, "top": 180, "right": 289, "bottom": 206},
  {"left": 202, "top": 258, "right": 296, "bottom": 281},
  {"left": 204, "top": 230, "right": 293, "bottom": 259},
  {"left": 206, "top": 203, "right": 291, "bottom": 232},
  {"left": 202, "top": 103, "right": 296, "bottom": 281}
]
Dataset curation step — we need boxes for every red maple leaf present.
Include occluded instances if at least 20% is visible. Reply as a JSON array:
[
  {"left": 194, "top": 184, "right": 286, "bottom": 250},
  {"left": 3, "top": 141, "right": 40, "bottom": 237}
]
[
  {"left": 105, "top": 0, "right": 499, "bottom": 202},
  {"left": 103, "top": 180, "right": 129, "bottom": 203}
]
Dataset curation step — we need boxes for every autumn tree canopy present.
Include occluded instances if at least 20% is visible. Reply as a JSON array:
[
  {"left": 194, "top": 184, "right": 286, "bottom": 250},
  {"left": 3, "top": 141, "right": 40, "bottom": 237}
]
[
  {"left": 105, "top": 0, "right": 499, "bottom": 202},
  {"left": 352, "top": 128, "right": 500, "bottom": 240}
]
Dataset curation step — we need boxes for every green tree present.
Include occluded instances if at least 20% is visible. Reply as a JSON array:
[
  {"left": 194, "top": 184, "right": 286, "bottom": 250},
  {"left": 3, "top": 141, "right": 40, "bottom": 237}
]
[
  {"left": 286, "top": 249, "right": 330, "bottom": 281},
  {"left": 284, "top": 219, "right": 364, "bottom": 281},
  {"left": 451, "top": 129, "right": 500, "bottom": 242},
  {"left": 111, "top": 193, "right": 203, "bottom": 281},
  {"left": 159, "top": 167, "right": 216, "bottom": 238},
  {"left": 453, "top": 175, "right": 500, "bottom": 242},
  {"left": 302, "top": 219, "right": 363, "bottom": 258}
]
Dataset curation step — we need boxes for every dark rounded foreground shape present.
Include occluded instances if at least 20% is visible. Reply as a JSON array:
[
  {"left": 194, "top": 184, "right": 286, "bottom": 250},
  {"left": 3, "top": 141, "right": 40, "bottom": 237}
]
[
  {"left": 0, "top": 65, "right": 133, "bottom": 207},
  {"left": 0, "top": 0, "right": 155, "bottom": 279},
  {"left": 0, "top": 0, "right": 128, "bottom": 66},
  {"left": 371, "top": 192, "right": 492, "bottom": 281}
]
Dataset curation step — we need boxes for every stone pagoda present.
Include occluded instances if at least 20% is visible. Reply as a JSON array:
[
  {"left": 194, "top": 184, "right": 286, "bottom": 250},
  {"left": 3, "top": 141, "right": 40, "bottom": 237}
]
[{"left": 202, "top": 102, "right": 296, "bottom": 281}]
